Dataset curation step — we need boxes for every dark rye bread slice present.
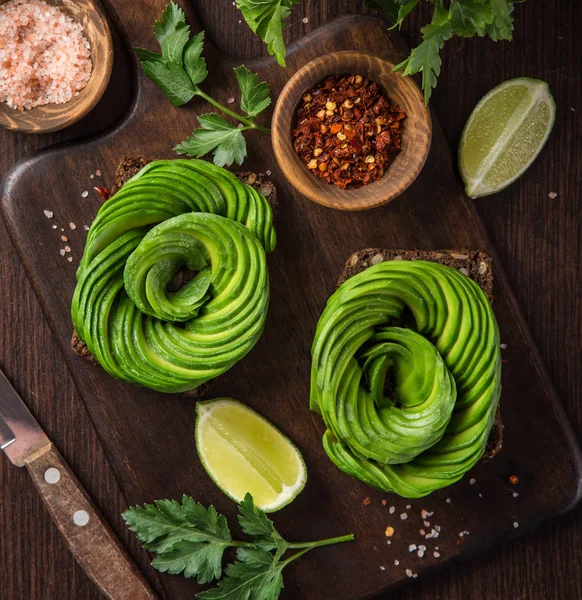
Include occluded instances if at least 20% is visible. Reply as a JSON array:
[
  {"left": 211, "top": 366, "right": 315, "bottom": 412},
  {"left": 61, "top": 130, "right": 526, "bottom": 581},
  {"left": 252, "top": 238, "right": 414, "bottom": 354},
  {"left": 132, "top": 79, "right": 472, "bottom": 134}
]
[
  {"left": 337, "top": 248, "right": 503, "bottom": 460},
  {"left": 71, "top": 155, "right": 278, "bottom": 398}
]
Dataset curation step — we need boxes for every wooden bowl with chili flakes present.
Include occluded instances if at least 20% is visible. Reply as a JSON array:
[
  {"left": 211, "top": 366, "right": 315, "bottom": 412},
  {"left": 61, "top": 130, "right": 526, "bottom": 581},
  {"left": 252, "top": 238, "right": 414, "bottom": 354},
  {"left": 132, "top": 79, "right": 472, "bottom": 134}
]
[{"left": 272, "top": 51, "right": 432, "bottom": 211}]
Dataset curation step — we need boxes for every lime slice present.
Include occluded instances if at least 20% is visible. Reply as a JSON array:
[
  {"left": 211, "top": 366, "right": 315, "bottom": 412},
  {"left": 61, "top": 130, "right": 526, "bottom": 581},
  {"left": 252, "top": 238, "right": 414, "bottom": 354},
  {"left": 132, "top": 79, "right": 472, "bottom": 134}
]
[
  {"left": 459, "top": 78, "right": 555, "bottom": 198},
  {"left": 195, "top": 398, "right": 307, "bottom": 512}
]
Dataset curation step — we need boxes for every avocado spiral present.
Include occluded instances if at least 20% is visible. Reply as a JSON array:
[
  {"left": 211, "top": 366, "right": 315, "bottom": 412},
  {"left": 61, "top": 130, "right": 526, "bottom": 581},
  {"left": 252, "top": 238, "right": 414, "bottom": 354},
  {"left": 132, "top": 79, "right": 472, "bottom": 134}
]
[
  {"left": 310, "top": 260, "right": 502, "bottom": 498},
  {"left": 71, "top": 159, "right": 276, "bottom": 394}
]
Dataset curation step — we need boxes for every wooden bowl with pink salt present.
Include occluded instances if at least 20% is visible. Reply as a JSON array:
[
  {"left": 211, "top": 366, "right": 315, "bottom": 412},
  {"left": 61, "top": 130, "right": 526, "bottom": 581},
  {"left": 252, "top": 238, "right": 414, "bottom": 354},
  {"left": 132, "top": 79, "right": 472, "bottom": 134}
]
[{"left": 0, "top": 0, "right": 113, "bottom": 134}]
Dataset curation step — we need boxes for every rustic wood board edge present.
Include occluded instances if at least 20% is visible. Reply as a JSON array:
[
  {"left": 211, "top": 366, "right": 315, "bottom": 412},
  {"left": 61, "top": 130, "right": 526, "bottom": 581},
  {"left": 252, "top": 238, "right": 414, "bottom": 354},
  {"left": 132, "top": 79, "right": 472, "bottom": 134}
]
[{"left": 1, "top": 11, "right": 582, "bottom": 599}]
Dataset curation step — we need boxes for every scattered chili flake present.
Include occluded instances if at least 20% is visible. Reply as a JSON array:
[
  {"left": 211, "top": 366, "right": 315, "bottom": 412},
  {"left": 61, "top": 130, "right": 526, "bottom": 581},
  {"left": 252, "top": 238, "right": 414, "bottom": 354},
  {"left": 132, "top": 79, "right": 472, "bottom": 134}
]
[
  {"left": 385, "top": 526, "right": 395, "bottom": 537},
  {"left": 94, "top": 186, "right": 111, "bottom": 201},
  {"left": 291, "top": 74, "right": 405, "bottom": 189},
  {"left": 509, "top": 474, "right": 519, "bottom": 485},
  {"left": 362, "top": 496, "right": 371, "bottom": 506}
]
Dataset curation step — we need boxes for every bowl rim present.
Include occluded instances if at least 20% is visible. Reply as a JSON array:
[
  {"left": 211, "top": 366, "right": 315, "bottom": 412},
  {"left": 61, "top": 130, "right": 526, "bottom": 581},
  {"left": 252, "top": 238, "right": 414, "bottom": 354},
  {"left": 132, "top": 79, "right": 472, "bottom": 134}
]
[
  {"left": 271, "top": 50, "right": 432, "bottom": 211},
  {"left": 0, "top": 0, "right": 114, "bottom": 134}
]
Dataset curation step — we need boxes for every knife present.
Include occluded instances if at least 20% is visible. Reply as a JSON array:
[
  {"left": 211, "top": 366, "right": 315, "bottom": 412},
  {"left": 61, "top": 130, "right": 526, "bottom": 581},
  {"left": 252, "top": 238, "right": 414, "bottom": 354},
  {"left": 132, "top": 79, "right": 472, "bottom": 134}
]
[{"left": 0, "top": 367, "right": 157, "bottom": 600}]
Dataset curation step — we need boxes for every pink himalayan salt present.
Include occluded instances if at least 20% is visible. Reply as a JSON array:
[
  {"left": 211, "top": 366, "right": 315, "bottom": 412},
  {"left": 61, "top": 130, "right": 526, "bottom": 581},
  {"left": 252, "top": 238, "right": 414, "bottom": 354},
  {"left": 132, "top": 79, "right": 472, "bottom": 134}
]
[{"left": 0, "top": 0, "right": 92, "bottom": 111}]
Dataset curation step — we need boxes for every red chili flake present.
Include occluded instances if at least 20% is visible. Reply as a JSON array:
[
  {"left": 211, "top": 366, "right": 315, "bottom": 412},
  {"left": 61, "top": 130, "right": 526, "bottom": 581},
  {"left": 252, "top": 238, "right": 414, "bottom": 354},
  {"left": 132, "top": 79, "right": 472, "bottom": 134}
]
[
  {"left": 94, "top": 186, "right": 111, "bottom": 201},
  {"left": 291, "top": 74, "right": 406, "bottom": 189},
  {"left": 362, "top": 496, "right": 371, "bottom": 506},
  {"left": 509, "top": 474, "right": 519, "bottom": 485}
]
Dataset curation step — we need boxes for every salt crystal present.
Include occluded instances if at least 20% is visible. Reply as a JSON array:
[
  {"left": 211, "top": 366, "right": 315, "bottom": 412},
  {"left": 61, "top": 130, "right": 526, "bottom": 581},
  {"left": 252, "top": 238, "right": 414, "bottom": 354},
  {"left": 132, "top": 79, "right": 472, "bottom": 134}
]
[
  {"left": 394, "top": 560, "right": 399, "bottom": 566},
  {"left": 302, "top": 17, "right": 309, "bottom": 23},
  {"left": 400, "top": 513, "right": 408, "bottom": 520},
  {"left": 89, "top": 174, "right": 94, "bottom": 179},
  {"left": 409, "top": 544, "right": 417, "bottom": 552},
  {"left": 51, "top": 224, "right": 57, "bottom": 229},
  {"left": 446, "top": 498, "right": 451, "bottom": 503},
  {"left": 513, "top": 492, "right": 519, "bottom": 498},
  {"left": 227, "top": 97, "right": 235, "bottom": 104},
  {"left": 83, "top": 225, "right": 89, "bottom": 231},
  {"left": 500, "top": 343, "right": 507, "bottom": 349},
  {"left": 423, "top": 520, "right": 430, "bottom": 527},
  {"left": 69, "top": 222, "right": 76, "bottom": 229},
  {"left": 59, "top": 249, "right": 65, "bottom": 256},
  {"left": 81, "top": 191, "right": 89, "bottom": 198},
  {"left": 379, "top": 566, "right": 385, "bottom": 571},
  {"left": 548, "top": 192, "right": 557, "bottom": 199},
  {"left": 67, "top": 256, "right": 72, "bottom": 262},
  {"left": 0, "top": 0, "right": 92, "bottom": 110},
  {"left": 513, "top": 521, "right": 519, "bottom": 528},
  {"left": 406, "top": 505, "right": 411, "bottom": 509},
  {"left": 43, "top": 210, "right": 53, "bottom": 218},
  {"left": 389, "top": 506, "right": 395, "bottom": 514},
  {"left": 266, "top": 170, "right": 272, "bottom": 176},
  {"left": 405, "top": 569, "right": 413, "bottom": 578},
  {"left": 95, "top": 170, "right": 101, "bottom": 176},
  {"left": 434, "top": 551, "right": 440, "bottom": 558},
  {"left": 417, "top": 549, "right": 424, "bottom": 558},
  {"left": 469, "top": 478, "right": 476, "bottom": 485}
]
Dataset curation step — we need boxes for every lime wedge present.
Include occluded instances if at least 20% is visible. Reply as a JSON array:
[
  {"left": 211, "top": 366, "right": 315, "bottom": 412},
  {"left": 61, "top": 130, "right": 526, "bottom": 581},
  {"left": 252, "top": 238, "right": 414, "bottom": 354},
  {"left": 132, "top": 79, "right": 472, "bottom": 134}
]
[
  {"left": 195, "top": 398, "right": 307, "bottom": 512},
  {"left": 459, "top": 78, "right": 555, "bottom": 198}
]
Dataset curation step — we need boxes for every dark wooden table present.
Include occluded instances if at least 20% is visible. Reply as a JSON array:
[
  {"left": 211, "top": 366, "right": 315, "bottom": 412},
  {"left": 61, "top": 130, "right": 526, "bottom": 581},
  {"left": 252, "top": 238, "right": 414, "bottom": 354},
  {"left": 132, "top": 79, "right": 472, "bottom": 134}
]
[{"left": 1, "top": 1, "right": 580, "bottom": 599}]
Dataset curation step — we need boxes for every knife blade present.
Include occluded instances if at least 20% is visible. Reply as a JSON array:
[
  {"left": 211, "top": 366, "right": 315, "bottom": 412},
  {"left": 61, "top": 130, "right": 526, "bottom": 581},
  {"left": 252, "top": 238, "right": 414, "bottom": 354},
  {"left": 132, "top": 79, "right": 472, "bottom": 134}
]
[
  {"left": 0, "top": 368, "right": 49, "bottom": 465},
  {"left": 0, "top": 367, "right": 157, "bottom": 600}
]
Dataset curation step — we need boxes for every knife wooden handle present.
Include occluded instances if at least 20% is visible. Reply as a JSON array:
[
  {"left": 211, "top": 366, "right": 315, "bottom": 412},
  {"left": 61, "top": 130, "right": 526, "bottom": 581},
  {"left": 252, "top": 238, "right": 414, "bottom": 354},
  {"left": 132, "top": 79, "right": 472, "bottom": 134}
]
[{"left": 24, "top": 442, "right": 157, "bottom": 600}]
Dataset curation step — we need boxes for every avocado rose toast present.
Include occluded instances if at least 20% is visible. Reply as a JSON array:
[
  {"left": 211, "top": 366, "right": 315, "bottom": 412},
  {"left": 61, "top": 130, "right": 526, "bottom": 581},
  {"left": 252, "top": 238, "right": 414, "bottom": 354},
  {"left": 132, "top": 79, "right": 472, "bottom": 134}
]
[
  {"left": 71, "top": 158, "right": 276, "bottom": 394},
  {"left": 310, "top": 249, "right": 502, "bottom": 498}
]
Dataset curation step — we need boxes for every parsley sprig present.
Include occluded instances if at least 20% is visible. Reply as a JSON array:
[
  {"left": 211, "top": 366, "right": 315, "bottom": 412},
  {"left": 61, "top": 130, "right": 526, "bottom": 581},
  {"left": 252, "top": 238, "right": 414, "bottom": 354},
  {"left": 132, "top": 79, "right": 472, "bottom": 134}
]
[
  {"left": 366, "top": 0, "right": 520, "bottom": 103},
  {"left": 123, "top": 493, "right": 354, "bottom": 599},
  {"left": 135, "top": 2, "right": 271, "bottom": 167}
]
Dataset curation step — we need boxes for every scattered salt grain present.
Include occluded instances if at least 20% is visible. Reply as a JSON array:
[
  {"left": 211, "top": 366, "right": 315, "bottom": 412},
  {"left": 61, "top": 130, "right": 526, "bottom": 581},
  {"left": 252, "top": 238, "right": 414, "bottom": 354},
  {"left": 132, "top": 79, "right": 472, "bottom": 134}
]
[
  {"left": 394, "top": 560, "right": 399, "bottom": 566},
  {"left": 51, "top": 224, "right": 57, "bottom": 229},
  {"left": 59, "top": 249, "right": 65, "bottom": 256},
  {"left": 413, "top": 573, "right": 418, "bottom": 578},
  {"left": 81, "top": 191, "right": 89, "bottom": 198},
  {"left": 69, "top": 222, "right": 76, "bottom": 229},
  {"left": 423, "top": 520, "right": 430, "bottom": 528},
  {"left": 446, "top": 498, "right": 451, "bottom": 504},
  {"left": 389, "top": 506, "right": 395, "bottom": 514},
  {"left": 0, "top": 0, "right": 92, "bottom": 111},
  {"left": 433, "top": 551, "right": 440, "bottom": 558},
  {"left": 417, "top": 549, "right": 425, "bottom": 558},
  {"left": 548, "top": 192, "right": 557, "bottom": 199},
  {"left": 227, "top": 97, "right": 235, "bottom": 104},
  {"left": 400, "top": 513, "right": 408, "bottom": 520},
  {"left": 405, "top": 569, "right": 413, "bottom": 578},
  {"left": 379, "top": 566, "right": 385, "bottom": 571},
  {"left": 266, "top": 170, "right": 272, "bottom": 176},
  {"left": 67, "top": 256, "right": 72, "bottom": 262},
  {"left": 479, "top": 493, "right": 483, "bottom": 498},
  {"left": 90, "top": 174, "right": 94, "bottom": 179},
  {"left": 459, "top": 530, "right": 470, "bottom": 537},
  {"left": 513, "top": 492, "right": 519, "bottom": 498},
  {"left": 64, "top": 245, "right": 71, "bottom": 253},
  {"left": 409, "top": 544, "right": 417, "bottom": 552},
  {"left": 513, "top": 521, "right": 519, "bottom": 528},
  {"left": 83, "top": 225, "right": 89, "bottom": 231},
  {"left": 421, "top": 509, "right": 433, "bottom": 519},
  {"left": 419, "top": 529, "right": 426, "bottom": 536},
  {"left": 386, "top": 540, "right": 391, "bottom": 545},
  {"left": 95, "top": 169, "right": 101, "bottom": 176},
  {"left": 43, "top": 210, "right": 53, "bottom": 218},
  {"left": 302, "top": 16, "right": 309, "bottom": 23},
  {"left": 500, "top": 343, "right": 507, "bottom": 349},
  {"left": 469, "top": 478, "right": 476, "bottom": 485},
  {"left": 406, "top": 504, "right": 411, "bottom": 509}
]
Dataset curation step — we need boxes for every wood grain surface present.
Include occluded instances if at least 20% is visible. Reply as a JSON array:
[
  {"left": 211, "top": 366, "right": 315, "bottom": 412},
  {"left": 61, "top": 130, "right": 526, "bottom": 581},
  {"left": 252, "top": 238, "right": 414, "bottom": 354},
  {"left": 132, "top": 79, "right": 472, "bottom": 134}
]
[
  {"left": 0, "top": 2, "right": 580, "bottom": 600},
  {"left": 271, "top": 51, "right": 432, "bottom": 210},
  {"left": 25, "top": 443, "right": 157, "bottom": 600}
]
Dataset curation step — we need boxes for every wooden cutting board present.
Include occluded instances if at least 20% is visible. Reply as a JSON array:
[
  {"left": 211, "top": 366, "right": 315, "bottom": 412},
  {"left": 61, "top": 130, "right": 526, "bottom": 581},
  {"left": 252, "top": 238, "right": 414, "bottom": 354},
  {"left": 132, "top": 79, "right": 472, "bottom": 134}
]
[{"left": 2, "top": 3, "right": 581, "bottom": 599}]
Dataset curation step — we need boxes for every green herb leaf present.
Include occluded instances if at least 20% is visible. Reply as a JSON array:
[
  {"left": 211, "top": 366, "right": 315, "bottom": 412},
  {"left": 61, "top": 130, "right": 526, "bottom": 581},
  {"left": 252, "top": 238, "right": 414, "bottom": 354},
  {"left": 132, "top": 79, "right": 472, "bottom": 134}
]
[
  {"left": 393, "top": 19, "right": 453, "bottom": 104},
  {"left": 152, "top": 540, "right": 229, "bottom": 583},
  {"left": 237, "top": 493, "right": 277, "bottom": 540},
  {"left": 197, "top": 547, "right": 284, "bottom": 600},
  {"left": 364, "top": 0, "right": 420, "bottom": 29},
  {"left": 236, "top": 0, "right": 301, "bottom": 68},
  {"left": 184, "top": 31, "right": 208, "bottom": 85},
  {"left": 234, "top": 65, "right": 272, "bottom": 117},
  {"left": 486, "top": 0, "right": 514, "bottom": 41},
  {"left": 122, "top": 495, "right": 231, "bottom": 555},
  {"left": 449, "top": 0, "right": 492, "bottom": 37},
  {"left": 134, "top": 48, "right": 163, "bottom": 63},
  {"left": 154, "top": 1, "right": 190, "bottom": 64},
  {"left": 141, "top": 60, "right": 195, "bottom": 106},
  {"left": 174, "top": 114, "right": 248, "bottom": 167}
]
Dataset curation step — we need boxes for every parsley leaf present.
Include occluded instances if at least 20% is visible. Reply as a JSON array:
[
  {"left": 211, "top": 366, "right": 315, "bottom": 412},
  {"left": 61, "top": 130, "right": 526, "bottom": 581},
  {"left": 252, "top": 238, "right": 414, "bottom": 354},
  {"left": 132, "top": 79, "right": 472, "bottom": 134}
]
[
  {"left": 487, "top": 0, "right": 515, "bottom": 41},
  {"left": 234, "top": 66, "right": 272, "bottom": 117},
  {"left": 450, "top": 0, "right": 492, "bottom": 37},
  {"left": 141, "top": 60, "right": 195, "bottom": 107},
  {"left": 184, "top": 31, "right": 208, "bottom": 85},
  {"left": 175, "top": 114, "right": 248, "bottom": 167},
  {"left": 124, "top": 493, "right": 354, "bottom": 600},
  {"left": 122, "top": 495, "right": 231, "bottom": 555},
  {"left": 197, "top": 547, "right": 284, "bottom": 600},
  {"left": 154, "top": 1, "right": 190, "bottom": 64},
  {"left": 236, "top": 0, "right": 301, "bottom": 67}
]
